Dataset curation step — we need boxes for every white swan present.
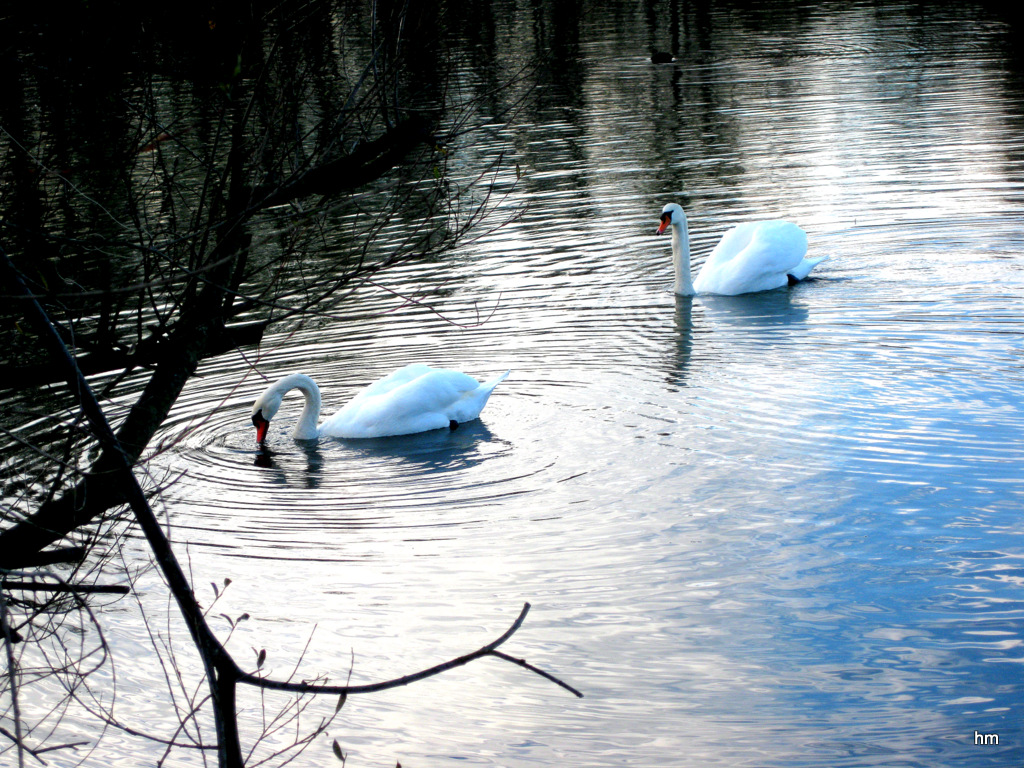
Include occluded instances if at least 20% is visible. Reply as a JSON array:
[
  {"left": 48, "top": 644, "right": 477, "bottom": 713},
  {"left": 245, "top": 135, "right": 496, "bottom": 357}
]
[
  {"left": 250, "top": 364, "right": 509, "bottom": 443},
  {"left": 657, "top": 203, "right": 828, "bottom": 296}
]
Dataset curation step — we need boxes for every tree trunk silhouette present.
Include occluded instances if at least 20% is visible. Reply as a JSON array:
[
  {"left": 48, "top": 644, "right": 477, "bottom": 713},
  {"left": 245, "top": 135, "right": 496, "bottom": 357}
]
[{"left": 1, "top": 4, "right": 565, "bottom": 766}]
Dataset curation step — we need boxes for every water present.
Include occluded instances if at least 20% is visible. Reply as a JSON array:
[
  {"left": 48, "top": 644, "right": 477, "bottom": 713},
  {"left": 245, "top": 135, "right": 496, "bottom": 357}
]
[{"left": 11, "top": 1, "right": 1024, "bottom": 766}]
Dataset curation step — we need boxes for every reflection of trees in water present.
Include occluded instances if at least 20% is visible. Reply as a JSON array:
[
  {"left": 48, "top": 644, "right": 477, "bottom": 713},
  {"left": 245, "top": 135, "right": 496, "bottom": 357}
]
[
  {"left": 0, "top": 3, "right": 577, "bottom": 766},
  {"left": 0, "top": 2, "right": 523, "bottom": 561}
]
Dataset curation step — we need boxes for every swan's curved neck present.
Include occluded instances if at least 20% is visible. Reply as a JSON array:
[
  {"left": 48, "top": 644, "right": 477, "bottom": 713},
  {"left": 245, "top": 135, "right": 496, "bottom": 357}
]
[
  {"left": 277, "top": 373, "right": 322, "bottom": 439},
  {"left": 671, "top": 218, "right": 695, "bottom": 296}
]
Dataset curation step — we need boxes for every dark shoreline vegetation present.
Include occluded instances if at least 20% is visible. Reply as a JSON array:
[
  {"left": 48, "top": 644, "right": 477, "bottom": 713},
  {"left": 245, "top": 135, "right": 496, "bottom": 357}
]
[
  {"left": 1, "top": 0, "right": 509, "bottom": 564},
  {"left": 0, "top": 3, "right": 577, "bottom": 766}
]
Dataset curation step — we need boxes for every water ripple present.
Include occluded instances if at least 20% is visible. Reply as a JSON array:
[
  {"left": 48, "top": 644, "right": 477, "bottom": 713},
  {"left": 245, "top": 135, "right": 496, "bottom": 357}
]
[{"left": 129, "top": 4, "right": 1024, "bottom": 765}]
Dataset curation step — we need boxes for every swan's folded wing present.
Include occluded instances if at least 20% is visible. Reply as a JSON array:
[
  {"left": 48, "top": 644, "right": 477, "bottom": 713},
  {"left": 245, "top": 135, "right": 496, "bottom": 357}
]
[
  {"left": 701, "top": 222, "right": 759, "bottom": 273},
  {"left": 787, "top": 254, "right": 829, "bottom": 281},
  {"left": 448, "top": 370, "right": 509, "bottom": 423},
  {"left": 754, "top": 220, "right": 808, "bottom": 272},
  {"left": 346, "top": 363, "right": 436, "bottom": 403},
  {"left": 320, "top": 367, "right": 490, "bottom": 438},
  {"left": 696, "top": 220, "right": 808, "bottom": 295}
]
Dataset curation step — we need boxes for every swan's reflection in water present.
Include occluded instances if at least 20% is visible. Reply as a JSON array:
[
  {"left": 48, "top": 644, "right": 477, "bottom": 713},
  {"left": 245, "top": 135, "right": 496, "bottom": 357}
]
[
  {"left": 335, "top": 420, "right": 497, "bottom": 466},
  {"left": 253, "top": 449, "right": 274, "bottom": 469},
  {"left": 252, "top": 440, "right": 323, "bottom": 489},
  {"left": 697, "top": 289, "right": 811, "bottom": 328},
  {"left": 662, "top": 288, "right": 816, "bottom": 385},
  {"left": 250, "top": 420, "right": 500, "bottom": 486},
  {"left": 662, "top": 288, "right": 811, "bottom": 386},
  {"left": 665, "top": 294, "right": 695, "bottom": 388}
]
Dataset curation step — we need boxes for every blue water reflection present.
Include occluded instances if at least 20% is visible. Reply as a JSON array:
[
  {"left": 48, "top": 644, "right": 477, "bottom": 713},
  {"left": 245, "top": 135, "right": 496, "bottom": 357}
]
[{"left": 139, "top": 2, "right": 1024, "bottom": 766}]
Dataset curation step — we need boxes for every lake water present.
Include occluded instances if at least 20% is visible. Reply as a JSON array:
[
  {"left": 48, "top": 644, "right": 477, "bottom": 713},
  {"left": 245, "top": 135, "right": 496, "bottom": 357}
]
[{"left": 29, "top": 1, "right": 1024, "bottom": 766}]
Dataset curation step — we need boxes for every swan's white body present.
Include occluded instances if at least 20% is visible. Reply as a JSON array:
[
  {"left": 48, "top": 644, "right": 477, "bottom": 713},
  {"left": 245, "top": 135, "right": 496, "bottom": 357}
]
[
  {"left": 250, "top": 364, "right": 509, "bottom": 442},
  {"left": 658, "top": 203, "right": 827, "bottom": 296}
]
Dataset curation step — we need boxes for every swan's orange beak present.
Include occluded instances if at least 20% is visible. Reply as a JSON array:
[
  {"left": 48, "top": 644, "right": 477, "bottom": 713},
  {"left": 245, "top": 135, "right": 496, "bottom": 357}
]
[
  {"left": 657, "top": 213, "right": 671, "bottom": 234},
  {"left": 252, "top": 411, "right": 269, "bottom": 445}
]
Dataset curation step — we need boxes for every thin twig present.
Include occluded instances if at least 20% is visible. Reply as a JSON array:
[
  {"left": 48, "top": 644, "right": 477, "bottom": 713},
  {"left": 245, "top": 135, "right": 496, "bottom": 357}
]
[{"left": 232, "top": 602, "right": 576, "bottom": 699}]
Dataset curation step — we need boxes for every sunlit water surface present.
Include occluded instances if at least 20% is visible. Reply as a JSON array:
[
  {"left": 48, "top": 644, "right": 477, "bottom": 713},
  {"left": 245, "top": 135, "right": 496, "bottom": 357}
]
[{"left": 49, "top": 2, "right": 1024, "bottom": 766}]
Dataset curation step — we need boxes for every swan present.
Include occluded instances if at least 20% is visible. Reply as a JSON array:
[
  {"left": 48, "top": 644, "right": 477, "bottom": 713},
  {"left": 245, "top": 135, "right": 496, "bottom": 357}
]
[
  {"left": 250, "top": 364, "right": 509, "bottom": 444},
  {"left": 657, "top": 203, "right": 828, "bottom": 296}
]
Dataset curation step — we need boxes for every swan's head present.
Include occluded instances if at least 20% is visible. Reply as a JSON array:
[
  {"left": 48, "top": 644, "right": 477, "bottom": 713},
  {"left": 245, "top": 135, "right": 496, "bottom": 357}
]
[
  {"left": 658, "top": 203, "right": 685, "bottom": 234},
  {"left": 250, "top": 388, "right": 283, "bottom": 445}
]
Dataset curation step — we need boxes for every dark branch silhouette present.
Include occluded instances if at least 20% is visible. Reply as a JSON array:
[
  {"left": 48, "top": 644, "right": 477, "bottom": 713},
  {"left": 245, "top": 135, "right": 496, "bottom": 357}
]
[
  {"left": 0, "top": 5, "right": 572, "bottom": 765},
  {"left": 3, "top": 248, "right": 579, "bottom": 767}
]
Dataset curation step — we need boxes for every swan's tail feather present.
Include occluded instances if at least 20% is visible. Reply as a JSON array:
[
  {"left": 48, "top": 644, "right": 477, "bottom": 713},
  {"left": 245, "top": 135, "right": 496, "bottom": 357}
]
[
  {"left": 481, "top": 370, "right": 511, "bottom": 392},
  {"left": 447, "top": 371, "right": 509, "bottom": 424},
  {"left": 788, "top": 255, "right": 829, "bottom": 282}
]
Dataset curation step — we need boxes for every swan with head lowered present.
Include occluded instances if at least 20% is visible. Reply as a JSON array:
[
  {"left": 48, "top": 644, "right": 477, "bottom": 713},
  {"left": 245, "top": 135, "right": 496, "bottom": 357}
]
[
  {"left": 657, "top": 203, "right": 828, "bottom": 296},
  {"left": 250, "top": 364, "right": 509, "bottom": 444}
]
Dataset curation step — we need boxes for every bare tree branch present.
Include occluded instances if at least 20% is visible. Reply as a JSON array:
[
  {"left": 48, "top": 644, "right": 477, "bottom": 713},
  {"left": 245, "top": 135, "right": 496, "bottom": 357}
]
[
  {"left": 0, "top": 6, "right": 566, "bottom": 766},
  {"left": 2, "top": 248, "right": 579, "bottom": 767}
]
